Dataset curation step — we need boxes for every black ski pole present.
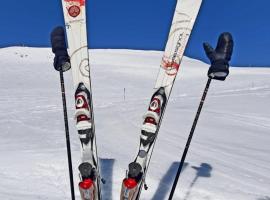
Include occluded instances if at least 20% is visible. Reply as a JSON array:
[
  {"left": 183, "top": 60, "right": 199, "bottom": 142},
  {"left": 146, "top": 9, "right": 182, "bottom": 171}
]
[
  {"left": 168, "top": 78, "right": 212, "bottom": 200},
  {"left": 51, "top": 26, "right": 75, "bottom": 200},
  {"left": 168, "top": 32, "right": 234, "bottom": 200},
  {"left": 59, "top": 69, "right": 76, "bottom": 200}
]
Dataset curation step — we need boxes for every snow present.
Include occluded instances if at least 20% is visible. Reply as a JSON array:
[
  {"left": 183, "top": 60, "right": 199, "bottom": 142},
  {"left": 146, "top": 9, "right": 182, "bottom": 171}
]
[{"left": 0, "top": 47, "right": 269, "bottom": 200}]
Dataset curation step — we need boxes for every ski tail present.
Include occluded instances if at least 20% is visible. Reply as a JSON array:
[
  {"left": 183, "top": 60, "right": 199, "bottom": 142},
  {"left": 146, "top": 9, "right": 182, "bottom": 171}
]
[{"left": 120, "top": 0, "right": 203, "bottom": 199}]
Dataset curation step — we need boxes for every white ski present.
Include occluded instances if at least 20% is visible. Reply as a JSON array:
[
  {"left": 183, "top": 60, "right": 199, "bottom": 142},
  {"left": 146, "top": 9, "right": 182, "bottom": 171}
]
[
  {"left": 120, "top": 0, "right": 203, "bottom": 199},
  {"left": 61, "top": 0, "right": 102, "bottom": 199}
]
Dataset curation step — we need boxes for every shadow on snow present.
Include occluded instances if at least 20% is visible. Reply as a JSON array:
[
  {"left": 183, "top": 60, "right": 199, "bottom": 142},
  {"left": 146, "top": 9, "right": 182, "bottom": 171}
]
[
  {"left": 100, "top": 158, "right": 115, "bottom": 200},
  {"left": 151, "top": 162, "right": 189, "bottom": 200},
  {"left": 151, "top": 162, "right": 213, "bottom": 200},
  {"left": 183, "top": 163, "right": 213, "bottom": 200}
]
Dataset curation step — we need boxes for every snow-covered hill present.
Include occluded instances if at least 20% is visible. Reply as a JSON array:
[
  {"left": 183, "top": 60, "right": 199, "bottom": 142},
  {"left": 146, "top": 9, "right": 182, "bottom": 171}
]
[{"left": 0, "top": 47, "right": 269, "bottom": 200}]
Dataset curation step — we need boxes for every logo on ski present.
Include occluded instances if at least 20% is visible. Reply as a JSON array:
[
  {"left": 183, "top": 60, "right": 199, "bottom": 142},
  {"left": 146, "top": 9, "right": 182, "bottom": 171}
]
[
  {"left": 161, "top": 56, "right": 180, "bottom": 76},
  {"left": 64, "top": 0, "right": 85, "bottom": 18},
  {"left": 68, "top": 5, "right": 81, "bottom": 18},
  {"left": 161, "top": 12, "right": 192, "bottom": 76}
]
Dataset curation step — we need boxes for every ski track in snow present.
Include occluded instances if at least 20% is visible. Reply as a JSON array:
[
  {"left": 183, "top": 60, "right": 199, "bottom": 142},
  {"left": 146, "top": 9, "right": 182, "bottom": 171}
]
[{"left": 0, "top": 47, "right": 269, "bottom": 200}]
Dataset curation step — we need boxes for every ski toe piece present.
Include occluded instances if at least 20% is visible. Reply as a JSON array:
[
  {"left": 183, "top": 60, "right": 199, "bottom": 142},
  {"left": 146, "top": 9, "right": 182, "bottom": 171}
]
[
  {"left": 128, "top": 162, "right": 142, "bottom": 181},
  {"left": 79, "top": 178, "right": 94, "bottom": 190},
  {"left": 79, "top": 162, "right": 95, "bottom": 180},
  {"left": 79, "top": 162, "right": 97, "bottom": 200},
  {"left": 123, "top": 178, "right": 137, "bottom": 189},
  {"left": 120, "top": 162, "right": 143, "bottom": 200},
  {"left": 121, "top": 177, "right": 139, "bottom": 200},
  {"left": 79, "top": 178, "right": 95, "bottom": 200}
]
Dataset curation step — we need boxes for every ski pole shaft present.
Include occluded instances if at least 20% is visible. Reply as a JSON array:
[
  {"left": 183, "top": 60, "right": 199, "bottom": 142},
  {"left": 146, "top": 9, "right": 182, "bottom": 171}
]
[
  {"left": 168, "top": 78, "right": 212, "bottom": 200},
  {"left": 59, "top": 70, "right": 76, "bottom": 200}
]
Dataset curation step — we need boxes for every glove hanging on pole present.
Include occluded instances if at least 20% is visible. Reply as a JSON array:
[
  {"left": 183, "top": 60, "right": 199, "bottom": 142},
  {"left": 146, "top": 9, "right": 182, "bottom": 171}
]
[
  {"left": 50, "top": 26, "right": 71, "bottom": 72},
  {"left": 168, "top": 32, "right": 234, "bottom": 200},
  {"left": 203, "top": 32, "right": 234, "bottom": 81},
  {"left": 50, "top": 26, "right": 75, "bottom": 200}
]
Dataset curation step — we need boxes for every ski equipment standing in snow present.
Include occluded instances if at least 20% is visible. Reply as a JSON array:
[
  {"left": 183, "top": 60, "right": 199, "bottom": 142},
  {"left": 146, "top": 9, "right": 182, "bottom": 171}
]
[
  {"left": 50, "top": 26, "right": 75, "bottom": 200},
  {"left": 120, "top": 0, "right": 203, "bottom": 199},
  {"left": 59, "top": 0, "right": 102, "bottom": 199},
  {"left": 168, "top": 32, "right": 234, "bottom": 200}
]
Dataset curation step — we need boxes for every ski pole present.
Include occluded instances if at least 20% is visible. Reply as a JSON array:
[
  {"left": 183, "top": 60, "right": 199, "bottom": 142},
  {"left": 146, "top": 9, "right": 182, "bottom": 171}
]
[
  {"left": 168, "top": 78, "right": 212, "bottom": 200},
  {"left": 168, "top": 32, "right": 233, "bottom": 199},
  {"left": 59, "top": 69, "right": 76, "bottom": 200}
]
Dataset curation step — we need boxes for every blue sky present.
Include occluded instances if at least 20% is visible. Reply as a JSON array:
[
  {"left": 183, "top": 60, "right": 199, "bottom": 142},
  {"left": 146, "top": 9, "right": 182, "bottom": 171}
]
[{"left": 0, "top": 0, "right": 270, "bottom": 67}]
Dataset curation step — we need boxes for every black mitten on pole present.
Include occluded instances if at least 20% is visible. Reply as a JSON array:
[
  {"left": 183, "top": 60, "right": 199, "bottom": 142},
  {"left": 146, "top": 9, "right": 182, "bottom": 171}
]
[
  {"left": 50, "top": 26, "right": 75, "bottom": 200},
  {"left": 50, "top": 26, "right": 71, "bottom": 72},
  {"left": 203, "top": 32, "right": 234, "bottom": 81}
]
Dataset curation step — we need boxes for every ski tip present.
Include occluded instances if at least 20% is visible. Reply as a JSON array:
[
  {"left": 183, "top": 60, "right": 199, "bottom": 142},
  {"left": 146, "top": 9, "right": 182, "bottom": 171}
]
[
  {"left": 79, "top": 178, "right": 94, "bottom": 190},
  {"left": 123, "top": 178, "right": 138, "bottom": 189}
]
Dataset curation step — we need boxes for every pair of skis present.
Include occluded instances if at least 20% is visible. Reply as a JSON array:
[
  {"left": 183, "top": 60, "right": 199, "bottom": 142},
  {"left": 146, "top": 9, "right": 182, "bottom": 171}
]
[{"left": 52, "top": 0, "right": 204, "bottom": 199}]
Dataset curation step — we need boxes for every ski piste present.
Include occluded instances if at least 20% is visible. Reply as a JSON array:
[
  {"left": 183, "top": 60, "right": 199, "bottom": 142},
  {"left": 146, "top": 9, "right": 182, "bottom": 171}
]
[
  {"left": 120, "top": 0, "right": 202, "bottom": 199},
  {"left": 61, "top": 0, "right": 102, "bottom": 199}
]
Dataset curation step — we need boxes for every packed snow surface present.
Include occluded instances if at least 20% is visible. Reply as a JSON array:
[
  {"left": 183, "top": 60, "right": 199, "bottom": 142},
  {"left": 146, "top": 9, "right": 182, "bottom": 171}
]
[{"left": 0, "top": 47, "right": 269, "bottom": 200}]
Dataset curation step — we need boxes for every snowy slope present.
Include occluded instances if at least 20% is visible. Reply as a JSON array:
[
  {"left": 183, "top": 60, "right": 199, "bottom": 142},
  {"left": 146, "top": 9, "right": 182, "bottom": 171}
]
[{"left": 0, "top": 47, "right": 269, "bottom": 200}]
